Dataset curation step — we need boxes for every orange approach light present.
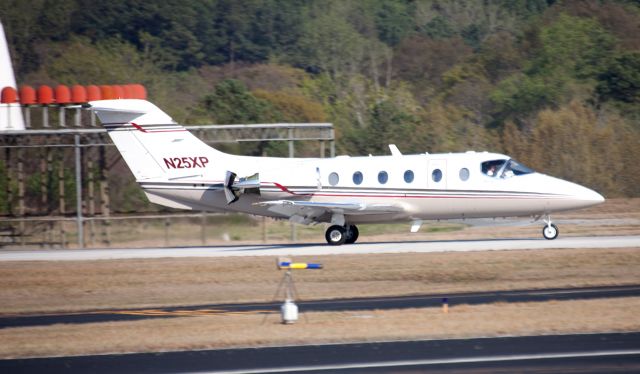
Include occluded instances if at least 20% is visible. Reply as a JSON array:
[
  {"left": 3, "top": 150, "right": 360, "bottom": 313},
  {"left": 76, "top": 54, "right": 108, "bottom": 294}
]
[
  {"left": 37, "top": 85, "right": 53, "bottom": 105},
  {"left": 1, "top": 86, "right": 17, "bottom": 103},
  {"left": 19, "top": 85, "right": 36, "bottom": 105},
  {"left": 55, "top": 85, "right": 71, "bottom": 104},
  {"left": 130, "top": 84, "right": 147, "bottom": 99},
  {"left": 71, "top": 85, "right": 87, "bottom": 103},
  {"left": 100, "top": 85, "right": 114, "bottom": 100},
  {"left": 7, "top": 83, "right": 146, "bottom": 105},
  {"left": 86, "top": 85, "right": 101, "bottom": 101},
  {"left": 112, "top": 85, "right": 125, "bottom": 99}
]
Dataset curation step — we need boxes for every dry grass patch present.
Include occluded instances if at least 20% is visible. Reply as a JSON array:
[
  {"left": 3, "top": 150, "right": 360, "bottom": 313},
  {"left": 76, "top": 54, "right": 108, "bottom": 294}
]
[
  {"left": 1, "top": 248, "right": 639, "bottom": 314},
  {"left": 1, "top": 297, "right": 639, "bottom": 359}
]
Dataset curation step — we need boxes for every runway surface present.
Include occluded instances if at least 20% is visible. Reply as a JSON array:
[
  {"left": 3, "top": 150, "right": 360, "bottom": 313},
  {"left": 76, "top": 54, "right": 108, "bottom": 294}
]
[
  {"left": 2, "top": 284, "right": 638, "bottom": 329},
  {"left": 2, "top": 332, "right": 639, "bottom": 373},
  {"left": 1, "top": 235, "right": 638, "bottom": 261}
]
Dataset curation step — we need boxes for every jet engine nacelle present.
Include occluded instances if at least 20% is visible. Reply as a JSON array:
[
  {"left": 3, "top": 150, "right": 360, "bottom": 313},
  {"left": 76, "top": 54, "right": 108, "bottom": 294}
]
[{"left": 224, "top": 171, "right": 260, "bottom": 204}]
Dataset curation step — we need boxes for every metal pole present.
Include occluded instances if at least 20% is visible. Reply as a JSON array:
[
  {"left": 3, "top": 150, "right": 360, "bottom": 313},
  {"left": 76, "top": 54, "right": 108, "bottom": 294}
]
[
  {"left": 164, "top": 218, "right": 170, "bottom": 246},
  {"left": 6, "top": 104, "right": 11, "bottom": 129},
  {"left": 59, "top": 107, "right": 66, "bottom": 127},
  {"left": 75, "top": 107, "right": 81, "bottom": 127},
  {"left": 288, "top": 127, "right": 294, "bottom": 157},
  {"left": 24, "top": 106, "right": 31, "bottom": 128},
  {"left": 17, "top": 148, "right": 24, "bottom": 246},
  {"left": 330, "top": 129, "right": 335, "bottom": 157},
  {"left": 43, "top": 106, "right": 49, "bottom": 128},
  {"left": 288, "top": 128, "right": 296, "bottom": 242},
  {"left": 88, "top": 152, "right": 95, "bottom": 246},
  {"left": 200, "top": 212, "right": 206, "bottom": 245},
  {"left": 4, "top": 148, "right": 11, "bottom": 215},
  {"left": 74, "top": 134, "right": 83, "bottom": 248},
  {"left": 58, "top": 146, "right": 66, "bottom": 247}
]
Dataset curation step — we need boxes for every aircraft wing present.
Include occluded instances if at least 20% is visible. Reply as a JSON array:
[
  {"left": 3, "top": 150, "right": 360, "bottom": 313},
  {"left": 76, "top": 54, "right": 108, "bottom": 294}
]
[{"left": 254, "top": 199, "right": 404, "bottom": 225}]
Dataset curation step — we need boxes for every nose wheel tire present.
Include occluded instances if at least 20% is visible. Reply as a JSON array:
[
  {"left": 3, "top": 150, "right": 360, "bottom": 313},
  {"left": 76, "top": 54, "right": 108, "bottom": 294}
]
[
  {"left": 345, "top": 225, "right": 359, "bottom": 244},
  {"left": 325, "top": 225, "right": 347, "bottom": 245},
  {"left": 542, "top": 223, "right": 559, "bottom": 240}
]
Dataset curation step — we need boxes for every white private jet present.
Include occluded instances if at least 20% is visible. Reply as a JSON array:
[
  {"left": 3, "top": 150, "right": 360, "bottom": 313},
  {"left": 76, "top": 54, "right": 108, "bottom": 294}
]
[{"left": 91, "top": 99, "right": 605, "bottom": 245}]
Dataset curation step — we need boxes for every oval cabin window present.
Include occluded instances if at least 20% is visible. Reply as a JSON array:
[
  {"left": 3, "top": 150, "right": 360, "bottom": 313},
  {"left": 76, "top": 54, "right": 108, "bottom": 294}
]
[
  {"left": 329, "top": 172, "right": 339, "bottom": 186},
  {"left": 353, "top": 171, "right": 363, "bottom": 185},
  {"left": 432, "top": 169, "right": 443, "bottom": 182},
  {"left": 378, "top": 171, "right": 388, "bottom": 184},
  {"left": 404, "top": 170, "right": 414, "bottom": 183},
  {"left": 459, "top": 168, "right": 470, "bottom": 181}
]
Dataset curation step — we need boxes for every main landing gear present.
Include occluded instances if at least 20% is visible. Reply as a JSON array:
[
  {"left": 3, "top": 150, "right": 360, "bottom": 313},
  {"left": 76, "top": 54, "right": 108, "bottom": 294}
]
[
  {"left": 325, "top": 224, "right": 359, "bottom": 245},
  {"left": 542, "top": 215, "right": 559, "bottom": 240}
]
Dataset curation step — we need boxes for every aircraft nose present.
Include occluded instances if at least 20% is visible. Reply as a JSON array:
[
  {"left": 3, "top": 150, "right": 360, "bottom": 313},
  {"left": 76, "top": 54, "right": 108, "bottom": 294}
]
[
  {"left": 572, "top": 184, "right": 605, "bottom": 207},
  {"left": 588, "top": 189, "right": 605, "bottom": 204},
  {"left": 541, "top": 175, "right": 605, "bottom": 211}
]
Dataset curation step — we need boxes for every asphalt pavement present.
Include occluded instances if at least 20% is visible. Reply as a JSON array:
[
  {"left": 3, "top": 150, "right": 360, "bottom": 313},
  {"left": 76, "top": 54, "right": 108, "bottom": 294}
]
[
  {"left": 1, "top": 235, "right": 639, "bottom": 261},
  {"left": 2, "top": 332, "right": 639, "bottom": 373}
]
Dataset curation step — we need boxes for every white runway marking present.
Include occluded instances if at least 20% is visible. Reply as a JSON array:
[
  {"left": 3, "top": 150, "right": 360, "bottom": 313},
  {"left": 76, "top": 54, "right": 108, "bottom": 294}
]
[{"left": 0, "top": 236, "right": 638, "bottom": 262}]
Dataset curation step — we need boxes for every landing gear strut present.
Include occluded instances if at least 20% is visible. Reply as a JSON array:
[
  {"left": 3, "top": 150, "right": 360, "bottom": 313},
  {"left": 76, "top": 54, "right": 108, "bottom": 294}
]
[
  {"left": 325, "top": 224, "right": 359, "bottom": 245},
  {"left": 542, "top": 215, "right": 559, "bottom": 240}
]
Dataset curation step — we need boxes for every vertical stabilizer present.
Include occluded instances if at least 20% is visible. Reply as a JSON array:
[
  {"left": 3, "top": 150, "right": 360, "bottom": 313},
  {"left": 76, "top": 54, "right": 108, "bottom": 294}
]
[
  {"left": 0, "top": 21, "right": 25, "bottom": 130},
  {"left": 91, "top": 99, "right": 225, "bottom": 181}
]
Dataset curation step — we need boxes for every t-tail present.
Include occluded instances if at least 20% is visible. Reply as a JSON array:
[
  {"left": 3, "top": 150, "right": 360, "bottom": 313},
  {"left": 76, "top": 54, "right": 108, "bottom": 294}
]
[{"left": 90, "top": 99, "right": 226, "bottom": 181}]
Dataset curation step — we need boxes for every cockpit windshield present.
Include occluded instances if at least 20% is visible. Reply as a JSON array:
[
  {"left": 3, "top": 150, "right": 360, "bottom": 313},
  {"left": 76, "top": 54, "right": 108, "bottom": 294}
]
[{"left": 481, "top": 159, "right": 534, "bottom": 178}]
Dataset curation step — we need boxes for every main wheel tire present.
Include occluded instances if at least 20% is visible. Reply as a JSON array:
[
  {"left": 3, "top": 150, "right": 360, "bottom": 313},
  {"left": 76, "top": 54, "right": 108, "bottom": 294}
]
[
  {"left": 345, "top": 225, "right": 359, "bottom": 244},
  {"left": 325, "top": 225, "right": 347, "bottom": 245},
  {"left": 542, "top": 223, "right": 559, "bottom": 240}
]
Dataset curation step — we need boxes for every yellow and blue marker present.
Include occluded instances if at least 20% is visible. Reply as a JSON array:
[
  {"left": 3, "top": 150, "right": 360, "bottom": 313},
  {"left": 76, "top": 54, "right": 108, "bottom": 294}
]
[{"left": 278, "top": 261, "right": 323, "bottom": 270}]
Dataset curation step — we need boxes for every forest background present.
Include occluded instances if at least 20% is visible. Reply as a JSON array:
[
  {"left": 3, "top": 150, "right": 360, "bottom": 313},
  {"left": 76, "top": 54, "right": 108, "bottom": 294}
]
[{"left": 1, "top": 0, "right": 639, "bottom": 203}]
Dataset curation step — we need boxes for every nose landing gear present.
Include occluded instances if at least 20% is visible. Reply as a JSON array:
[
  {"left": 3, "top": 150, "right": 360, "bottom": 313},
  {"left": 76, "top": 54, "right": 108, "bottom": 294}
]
[{"left": 325, "top": 224, "right": 359, "bottom": 245}]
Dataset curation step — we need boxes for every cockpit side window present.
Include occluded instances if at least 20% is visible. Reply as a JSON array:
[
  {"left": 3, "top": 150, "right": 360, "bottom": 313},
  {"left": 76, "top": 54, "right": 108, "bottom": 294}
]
[{"left": 481, "top": 160, "right": 507, "bottom": 177}]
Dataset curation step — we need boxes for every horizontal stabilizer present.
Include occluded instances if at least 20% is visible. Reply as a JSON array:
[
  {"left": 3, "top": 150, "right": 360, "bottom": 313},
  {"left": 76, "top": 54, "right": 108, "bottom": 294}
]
[{"left": 90, "top": 99, "right": 175, "bottom": 125}]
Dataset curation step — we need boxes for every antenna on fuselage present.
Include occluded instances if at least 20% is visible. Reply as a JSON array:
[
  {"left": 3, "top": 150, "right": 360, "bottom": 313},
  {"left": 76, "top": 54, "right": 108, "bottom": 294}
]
[{"left": 389, "top": 144, "right": 402, "bottom": 156}]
